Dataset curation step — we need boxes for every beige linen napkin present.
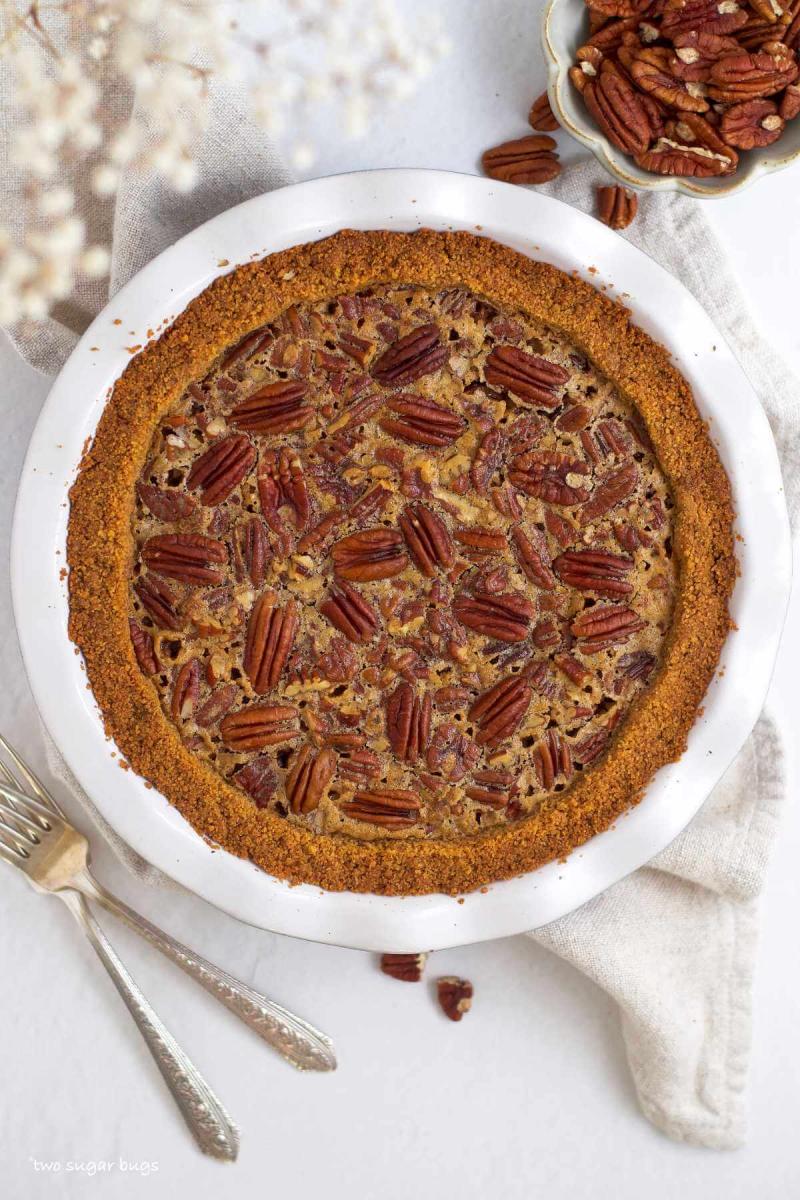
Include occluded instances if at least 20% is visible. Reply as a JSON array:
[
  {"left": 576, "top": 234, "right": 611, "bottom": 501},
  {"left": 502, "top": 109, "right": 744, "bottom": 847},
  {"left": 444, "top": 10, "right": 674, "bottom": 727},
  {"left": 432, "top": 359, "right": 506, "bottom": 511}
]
[{"left": 4, "top": 74, "right": 795, "bottom": 1149}]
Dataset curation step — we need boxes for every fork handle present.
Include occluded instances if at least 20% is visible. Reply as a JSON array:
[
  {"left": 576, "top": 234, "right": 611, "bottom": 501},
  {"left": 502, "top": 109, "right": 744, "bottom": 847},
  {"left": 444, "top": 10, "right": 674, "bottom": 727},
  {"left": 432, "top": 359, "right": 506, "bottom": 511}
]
[
  {"left": 60, "top": 890, "right": 239, "bottom": 1161},
  {"left": 74, "top": 873, "right": 336, "bottom": 1072}
]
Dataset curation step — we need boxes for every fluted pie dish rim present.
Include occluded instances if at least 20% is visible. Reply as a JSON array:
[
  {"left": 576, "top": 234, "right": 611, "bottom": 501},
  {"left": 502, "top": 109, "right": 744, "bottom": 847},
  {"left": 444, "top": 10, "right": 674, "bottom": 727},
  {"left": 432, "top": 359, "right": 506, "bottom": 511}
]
[{"left": 11, "top": 171, "right": 790, "bottom": 948}]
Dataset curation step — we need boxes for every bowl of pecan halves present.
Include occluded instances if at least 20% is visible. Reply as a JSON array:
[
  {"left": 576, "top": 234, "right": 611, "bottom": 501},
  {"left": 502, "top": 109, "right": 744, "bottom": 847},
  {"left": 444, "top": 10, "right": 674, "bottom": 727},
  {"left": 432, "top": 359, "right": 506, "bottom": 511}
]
[{"left": 543, "top": 0, "right": 800, "bottom": 194}]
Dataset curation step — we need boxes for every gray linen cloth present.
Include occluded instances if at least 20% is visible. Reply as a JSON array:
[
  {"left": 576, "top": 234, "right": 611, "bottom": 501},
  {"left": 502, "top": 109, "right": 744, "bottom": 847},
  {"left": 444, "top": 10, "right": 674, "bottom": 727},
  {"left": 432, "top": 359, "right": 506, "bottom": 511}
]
[{"left": 5, "top": 78, "right": 797, "bottom": 1150}]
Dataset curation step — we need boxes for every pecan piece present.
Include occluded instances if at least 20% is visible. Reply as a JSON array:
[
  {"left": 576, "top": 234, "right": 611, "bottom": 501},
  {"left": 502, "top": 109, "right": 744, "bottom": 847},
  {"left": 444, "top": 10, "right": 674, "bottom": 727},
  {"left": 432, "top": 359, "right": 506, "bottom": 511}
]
[
  {"left": 670, "top": 31, "right": 741, "bottom": 81},
  {"left": 297, "top": 508, "right": 344, "bottom": 554},
  {"left": 533, "top": 730, "right": 574, "bottom": 790},
  {"left": 229, "top": 381, "right": 312, "bottom": 434},
  {"left": 660, "top": 0, "right": 749, "bottom": 40},
  {"left": 348, "top": 484, "right": 392, "bottom": 524},
  {"left": 481, "top": 134, "right": 561, "bottom": 183},
  {"left": 371, "top": 324, "right": 448, "bottom": 386},
  {"left": 437, "top": 977, "right": 473, "bottom": 1022},
  {"left": 235, "top": 517, "right": 270, "bottom": 587},
  {"left": 596, "top": 185, "right": 638, "bottom": 229},
  {"left": 186, "top": 434, "right": 256, "bottom": 505},
  {"left": 194, "top": 682, "right": 238, "bottom": 728},
  {"left": 285, "top": 744, "right": 337, "bottom": 815},
  {"left": 426, "top": 721, "right": 481, "bottom": 781},
  {"left": 338, "top": 749, "right": 381, "bottom": 782},
  {"left": 454, "top": 527, "right": 507, "bottom": 560},
  {"left": 554, "top": 651, "right": 591, "bottom": 685},
  {"left": 708, "top": 45, "right": 798, "bottom": 101},
  {"left": 235, "top": 756, "right": 278, "bottom": 807},
  {"left": 136, "top": 481, "right": 196, "bottom": 521},
  {"left": 171, "top": 658, "right": 201, "bottom": 721},
  {"left": 129, "top": 619, "right": 158, "bottom": 675},
  {"left": 380, "top": 953, "right": 428, "bottom": 982},
  {"left": 465, "top": 768, "right": 517, "bottom": 809},
  {"left": 780, "top": 80, "right": 800, "bottom": 115},
  {"left": 380, "top": 394, "right": 466, "bottom": 447},
  {"left": 579, "top": 463, "right": 639, "bottom": 525},
  {"left": 631, "top": 46, "right": 711, "bottom": 110},
  {"left": 220, "top": 704, "right": 301, "bottom": 750},
  {"left": 399, "top": 503, "right": 455, "bottom": 576},
  {"left": 484, "top": 346, "right": 569, "bottom": 407},
  {"left": 553, "top": 549, "right": 634, "bottom": 597},
  {"left": 134, "top": 575, "right": 183, "bottom": 630},
  {"left": 720, "top": 97, "right": 785, "bottom": 143},
  {"left": 635, "top": 134, "right": 736, "bottom": 176},
  {"left": 571, "top": 603, "right": 645, "bottom": 652},
  {"left": 258, "top": 448, "right": 310, "bottom": 528},
  {"left": 320, "top": 579, "right": 379, "bottom": 643},
  {"left": 453, "top": 589, "right": 534, "bottom": 642},
  {"left": 529, "top": 91, "right": 559, "bottom": 131},
  {"left": 469, "top": 674, "right": 532, "bottom": 747},
  {"left": 141, "top": 534, "right": 227, "bottom": 585},
  {"left": 581, "top": 60, "right": 654, "bottom": 155},
  {"left": 509, "top": 451, "right": 591, "bottom": 506},
  {"left": 470, "top": 428, "right": 505, "bottom": 493},
  {"left": 511, "top": 525, "right": 557, "bottom": 589},
  {"left": 332, "top": 528, "right": 409, "bottom": 582},
  {"left": 244, "top": 595, "right": 299, "bottom": 693},
  {"left": 385, "top": 682, "right": 432, "bottom": 763},
  {"left": 615, "top": 649, "right": 657, "bottom": 692},
  {"left": 339, "top": 789, "right": 421, "bottom": 828}
]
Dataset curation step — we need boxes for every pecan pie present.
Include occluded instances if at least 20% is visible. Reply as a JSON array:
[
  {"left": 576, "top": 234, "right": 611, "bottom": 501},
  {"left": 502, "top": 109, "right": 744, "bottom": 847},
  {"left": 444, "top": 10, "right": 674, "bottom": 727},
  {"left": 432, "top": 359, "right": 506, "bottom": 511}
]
[{"left": 68, "top": 230, "right": 735, "bottom": 896}]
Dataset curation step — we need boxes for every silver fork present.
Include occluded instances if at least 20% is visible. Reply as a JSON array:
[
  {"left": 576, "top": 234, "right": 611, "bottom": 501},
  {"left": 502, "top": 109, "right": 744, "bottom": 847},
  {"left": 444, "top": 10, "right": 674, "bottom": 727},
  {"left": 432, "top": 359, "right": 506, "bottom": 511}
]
[
  {"left": 0, "top": 741, "right": 337, "bottom": 1144},
  {"left": 0, "top": 754, "right": 238, "bottom": 1159}
]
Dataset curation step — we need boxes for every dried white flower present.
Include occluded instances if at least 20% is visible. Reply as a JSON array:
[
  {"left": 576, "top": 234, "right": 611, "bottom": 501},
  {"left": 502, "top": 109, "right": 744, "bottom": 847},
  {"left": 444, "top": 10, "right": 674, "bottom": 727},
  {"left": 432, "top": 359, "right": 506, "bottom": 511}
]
[{"left": 1, "top": 0, "right": 449, "bottom": 328}]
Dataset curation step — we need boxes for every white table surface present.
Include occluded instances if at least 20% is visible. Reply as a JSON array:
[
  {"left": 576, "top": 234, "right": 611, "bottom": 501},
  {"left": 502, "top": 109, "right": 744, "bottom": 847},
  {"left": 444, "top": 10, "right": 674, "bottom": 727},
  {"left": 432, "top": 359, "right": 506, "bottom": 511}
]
[{"left": 1, "top": 3, "right": 798, "bottom": 1195}]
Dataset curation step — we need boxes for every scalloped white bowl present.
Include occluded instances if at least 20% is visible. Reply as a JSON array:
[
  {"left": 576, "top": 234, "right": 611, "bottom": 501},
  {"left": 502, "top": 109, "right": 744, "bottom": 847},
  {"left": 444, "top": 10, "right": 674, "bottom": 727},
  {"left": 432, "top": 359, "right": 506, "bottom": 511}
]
[
  {"left": 543, "top": 0, "right": 800, "bottom": 197},
  {"left": 11, "top": 170, "right": 792, "bottom": 950}
]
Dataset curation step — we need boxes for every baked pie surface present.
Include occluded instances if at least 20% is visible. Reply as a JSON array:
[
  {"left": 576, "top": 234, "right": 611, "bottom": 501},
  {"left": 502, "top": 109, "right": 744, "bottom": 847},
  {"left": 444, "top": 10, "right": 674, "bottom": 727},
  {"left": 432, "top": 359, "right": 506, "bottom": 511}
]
[{"left": 67, "top": 229, "right": 735, "bottom": 895}]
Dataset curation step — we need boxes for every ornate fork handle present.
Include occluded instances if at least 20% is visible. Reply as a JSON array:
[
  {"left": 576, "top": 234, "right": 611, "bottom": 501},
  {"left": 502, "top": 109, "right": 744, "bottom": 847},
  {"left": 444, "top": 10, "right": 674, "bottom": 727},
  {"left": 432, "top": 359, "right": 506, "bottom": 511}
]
[
  {"left": 76, "top": 872, "right": 336, "bottom": 1072},
  {"left": 60, "top": 890, "right": 238, "bottom": 1161}
]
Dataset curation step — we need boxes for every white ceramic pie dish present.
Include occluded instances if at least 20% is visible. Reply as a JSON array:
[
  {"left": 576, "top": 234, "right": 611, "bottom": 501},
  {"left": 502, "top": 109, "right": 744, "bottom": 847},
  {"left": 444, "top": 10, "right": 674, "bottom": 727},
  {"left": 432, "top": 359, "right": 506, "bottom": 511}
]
[
  {"left": 11, "top": 169, "right": 791, "bottom": 951},
  {"left": 542, "top": 0, "right": 800, "bottom": 197}
]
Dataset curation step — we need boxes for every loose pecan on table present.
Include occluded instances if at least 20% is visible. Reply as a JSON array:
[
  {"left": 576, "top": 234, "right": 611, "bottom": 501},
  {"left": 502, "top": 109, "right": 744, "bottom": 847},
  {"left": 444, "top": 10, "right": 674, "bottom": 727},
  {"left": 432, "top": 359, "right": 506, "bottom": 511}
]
[
  {"left": 529, "top": 91, "right": 560, "bottom": 131},
  {"left": 437, "top": 977, "right": 473, "bottom": 1022},
  {"left": 481, "top": 135, "right": 562, "bottom": 184},
  {"left": 380, "top": 952, "right": 428, "bottom": 982},
  {"left": 596, "top": 185, "right": 639, "bottom": 229}
]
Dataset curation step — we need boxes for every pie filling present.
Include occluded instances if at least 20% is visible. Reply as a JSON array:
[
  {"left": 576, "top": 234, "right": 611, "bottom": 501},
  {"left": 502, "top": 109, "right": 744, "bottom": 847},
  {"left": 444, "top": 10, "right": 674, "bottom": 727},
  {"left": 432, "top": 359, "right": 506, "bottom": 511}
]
[{"left": 128, "top": 282, "right": 676, "bottom": 841}]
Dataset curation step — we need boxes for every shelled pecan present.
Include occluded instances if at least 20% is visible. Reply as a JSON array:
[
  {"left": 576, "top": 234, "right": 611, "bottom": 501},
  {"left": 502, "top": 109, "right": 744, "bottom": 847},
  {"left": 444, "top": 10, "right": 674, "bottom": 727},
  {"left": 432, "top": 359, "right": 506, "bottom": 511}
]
[
  {"left": 339, "top": 789, "right": 421, "bottom": 828},
  {"left": 285, "top": 745, "right": 337, "bottom": 815},
  {"left": 220, "top": 704, "right": 301, "bottom": 750},
  {"left": 596, "top": 185, "right": 639, "bottom": 229},
  {"left": 482, "top": 135, "right": 561, "bottom": 184},
  {"left": 568, "top": 0, "right": 799, "bottom": 176}
]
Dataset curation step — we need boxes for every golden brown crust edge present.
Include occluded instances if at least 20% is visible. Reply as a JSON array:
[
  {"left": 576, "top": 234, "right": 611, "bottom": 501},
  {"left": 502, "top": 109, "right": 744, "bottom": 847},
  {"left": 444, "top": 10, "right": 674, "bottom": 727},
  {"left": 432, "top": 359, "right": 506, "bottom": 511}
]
[{"left": 67, "top": 229, "right": 735, "bottom": 896}]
